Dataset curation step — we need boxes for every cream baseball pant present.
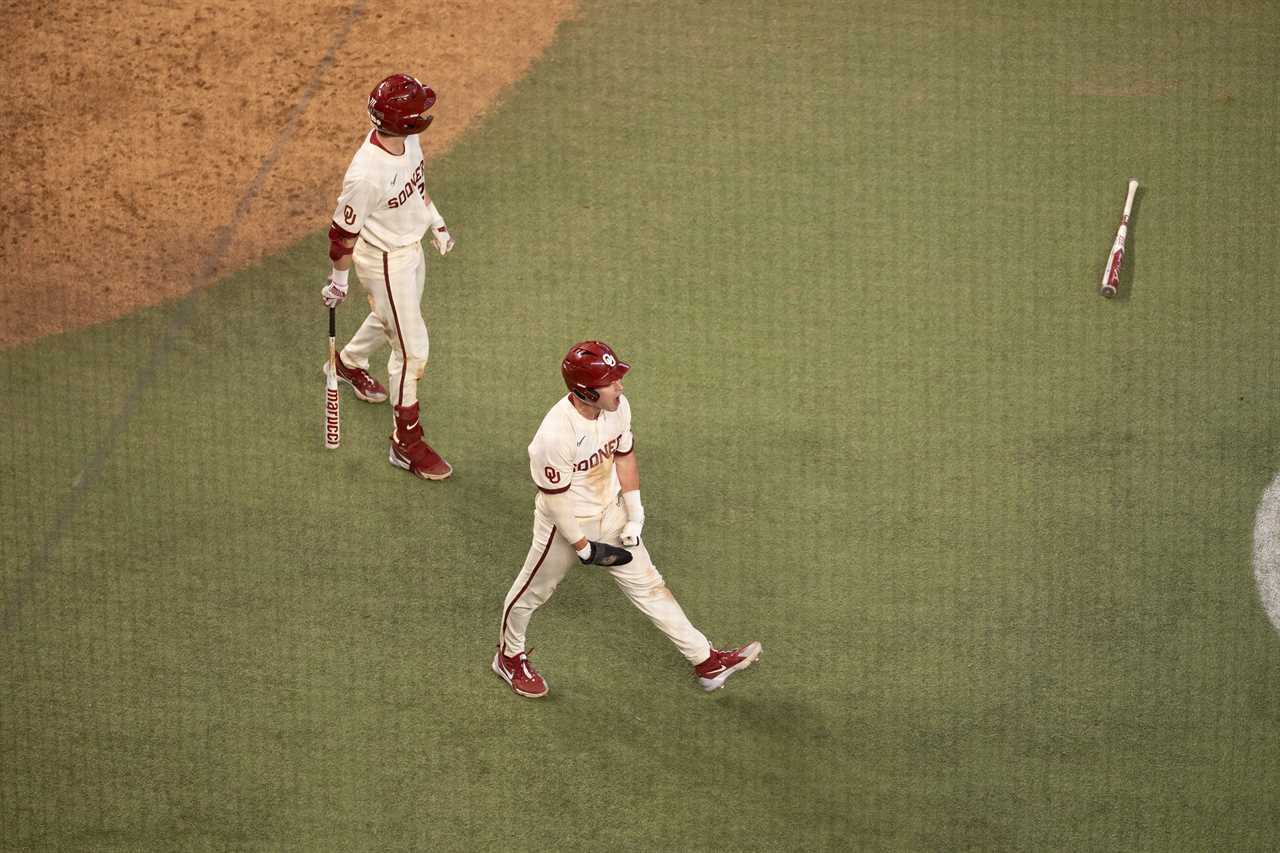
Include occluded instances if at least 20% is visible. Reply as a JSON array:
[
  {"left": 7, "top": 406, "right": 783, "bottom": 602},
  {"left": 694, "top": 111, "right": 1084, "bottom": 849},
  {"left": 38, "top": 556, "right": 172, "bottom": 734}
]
[
  {"left": 499, "top": 494, "right": 712, "bottom": 664},
  {"left": 340, "top": 240, "right": 430, "bottom": 408}
]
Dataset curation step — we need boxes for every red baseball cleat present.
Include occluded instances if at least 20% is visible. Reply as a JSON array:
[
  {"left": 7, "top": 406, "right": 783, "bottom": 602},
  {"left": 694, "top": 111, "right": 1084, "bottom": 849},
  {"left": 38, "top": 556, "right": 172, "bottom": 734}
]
[
  {"left": 323, "top": 354, "right": 389, "bottom": 403},
  {"left": 492, "top": 649, "right": 548, "bottom": 698},
  {"left": 389, "top": 403, "right": 452, "bottom": 480},
  {"left": 694, "top": 641, "right": 762, "bottom": 691}
]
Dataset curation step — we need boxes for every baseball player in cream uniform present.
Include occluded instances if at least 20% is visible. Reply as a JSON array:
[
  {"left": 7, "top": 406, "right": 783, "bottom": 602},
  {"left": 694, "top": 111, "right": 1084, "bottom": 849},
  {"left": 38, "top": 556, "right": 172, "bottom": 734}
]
[
  {"left": 321, "top": 73, "right": 453, "bottom": 480},
  {"left": 493, "top": 340, "right": 762, "bottom": 698}
]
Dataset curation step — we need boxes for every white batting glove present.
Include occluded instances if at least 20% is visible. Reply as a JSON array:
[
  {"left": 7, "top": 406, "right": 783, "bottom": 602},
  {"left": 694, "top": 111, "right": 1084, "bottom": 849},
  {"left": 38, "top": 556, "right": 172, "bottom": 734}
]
[
  {"left": 621, "top": 490, "right": 644, "bottom": 547},
  {"left": 431, "top": 224, "right": 454, "bottom": 256},
  {"left": 320, "top": 277, "right": 348, "bottom": 308},
  {"left": 621, "top": 521, "right": 643, "bottom": 548}
]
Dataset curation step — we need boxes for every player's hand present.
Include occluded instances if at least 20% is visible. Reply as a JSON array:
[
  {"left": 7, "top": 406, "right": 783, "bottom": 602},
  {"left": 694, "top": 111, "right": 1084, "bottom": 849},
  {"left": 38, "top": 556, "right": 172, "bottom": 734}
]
[
  {"left": 320, "top": 277, "right": 348, "bottom": 308},
  {"left": 621, "top": 521, "right": 643, "bottom": 548},
  {"left": 431, "top": 224, "right": 455, "bottom": 256},
  {"left": 579, "top": 540, "right": 633, "bottom": 567}
]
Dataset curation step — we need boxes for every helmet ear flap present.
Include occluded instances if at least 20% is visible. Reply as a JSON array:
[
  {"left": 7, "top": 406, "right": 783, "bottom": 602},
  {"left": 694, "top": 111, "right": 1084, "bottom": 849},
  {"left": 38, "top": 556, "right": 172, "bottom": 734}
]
[
  {"left": 561, "top": 340, "right": 626, "bottom": 402},
  {"left": 369, "top": 74, "right": 434, "bottom": 135}
]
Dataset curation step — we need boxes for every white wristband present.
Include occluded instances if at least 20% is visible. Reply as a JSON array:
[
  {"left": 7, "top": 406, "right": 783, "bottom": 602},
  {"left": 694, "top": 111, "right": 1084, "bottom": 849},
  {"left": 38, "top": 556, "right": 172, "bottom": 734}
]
[
  {"left": 576, "top": 543, "right": 593, "bottom": 560},
  {"left": 622, "top": 489, "right": 644, "bottom": 522},
  {"left": 329, "top": 267, "right": 349, "bottom": 286}
]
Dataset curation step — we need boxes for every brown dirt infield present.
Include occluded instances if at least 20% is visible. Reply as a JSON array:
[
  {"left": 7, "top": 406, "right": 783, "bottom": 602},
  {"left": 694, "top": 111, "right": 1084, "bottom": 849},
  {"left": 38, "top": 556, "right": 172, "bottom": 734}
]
[{"left": 0, "top": 0, "right": 576, "bottom": 349}]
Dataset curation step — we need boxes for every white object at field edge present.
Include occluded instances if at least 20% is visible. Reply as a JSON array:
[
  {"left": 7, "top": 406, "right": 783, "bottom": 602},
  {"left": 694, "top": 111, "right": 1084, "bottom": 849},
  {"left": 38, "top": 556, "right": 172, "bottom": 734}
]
[{"left": 1250, "top": 472, "right": 1280, "bottom": 635}]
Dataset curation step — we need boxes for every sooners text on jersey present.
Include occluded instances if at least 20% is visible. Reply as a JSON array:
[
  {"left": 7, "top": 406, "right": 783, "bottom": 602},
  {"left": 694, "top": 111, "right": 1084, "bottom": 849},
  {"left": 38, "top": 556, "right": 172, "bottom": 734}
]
[
  {"left": 389, "top": 162, "right": 426, "bottom": 209},
  {"left": 575, "top": 435, "right": 623, "bottom": 472}
]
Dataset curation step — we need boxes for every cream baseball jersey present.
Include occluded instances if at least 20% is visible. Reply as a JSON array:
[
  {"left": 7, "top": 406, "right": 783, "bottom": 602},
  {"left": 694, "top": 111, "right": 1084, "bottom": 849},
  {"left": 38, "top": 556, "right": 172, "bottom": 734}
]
[
  {"left": 331, "top": 131, "right": 430, "bottom": 253},
  {"left": 530, "top": 395, "right": 635, "bottom": 516}
]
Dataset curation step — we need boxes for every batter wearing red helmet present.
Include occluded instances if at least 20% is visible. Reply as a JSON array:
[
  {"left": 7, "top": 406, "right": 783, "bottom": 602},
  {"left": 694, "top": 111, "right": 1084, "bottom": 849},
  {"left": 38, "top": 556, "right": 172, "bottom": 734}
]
[
  {"left": 320, "top": 73, "right": 454, "bottom": 480},
  {"left": 493, "top": 341, "right": 762, "bottom": 698}
]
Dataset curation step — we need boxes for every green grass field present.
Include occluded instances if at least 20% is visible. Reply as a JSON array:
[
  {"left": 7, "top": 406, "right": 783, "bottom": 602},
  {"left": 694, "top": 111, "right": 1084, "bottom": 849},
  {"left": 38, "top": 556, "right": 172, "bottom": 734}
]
[{"left": 4, "top": 1, "right": 1280, "bottom": 850}]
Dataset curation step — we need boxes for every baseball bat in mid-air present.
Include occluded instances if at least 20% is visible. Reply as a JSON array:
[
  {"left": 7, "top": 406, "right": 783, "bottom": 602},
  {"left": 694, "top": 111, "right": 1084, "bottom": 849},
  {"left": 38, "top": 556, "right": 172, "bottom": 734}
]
[
  {"left": 1100, "top": 179, "right": 1139, "bottom": 298},
  {"left": 325, "top": 307, "right": 341, "bottom": 449}
]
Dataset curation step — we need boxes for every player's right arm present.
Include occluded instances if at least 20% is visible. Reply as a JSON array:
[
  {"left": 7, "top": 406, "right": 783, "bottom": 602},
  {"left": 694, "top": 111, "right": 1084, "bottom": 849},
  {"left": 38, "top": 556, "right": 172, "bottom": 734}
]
[
  {"left": 321, "top": 164, "right": 379, "bottom": 307},
  {"left": 330, "top": 236, "right": 357, "bottom": 272},
  {"left": 543, "top": 493, "right": 588, "bottom": 553},
  {"left": 529, "top": 431, "right": 586, "bottom": 549}
]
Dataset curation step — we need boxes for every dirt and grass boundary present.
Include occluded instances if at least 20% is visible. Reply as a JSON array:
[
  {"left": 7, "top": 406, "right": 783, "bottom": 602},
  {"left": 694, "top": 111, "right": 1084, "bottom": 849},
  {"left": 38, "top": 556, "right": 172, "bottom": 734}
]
[{"left": 0, "top": 0, "right": 577, "bottom": 349}]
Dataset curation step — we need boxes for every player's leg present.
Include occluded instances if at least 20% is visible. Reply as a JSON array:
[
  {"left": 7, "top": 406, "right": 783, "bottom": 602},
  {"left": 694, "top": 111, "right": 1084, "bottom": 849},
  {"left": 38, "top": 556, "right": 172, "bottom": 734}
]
[
  {"left": 599, "top": 500, "right": 710, "bottom": 663},
  {"left": 380, "top": 251, "right": 429, "bottom": 409},
  {"left": 347, "top": 241, "right": 394, "bottom": 350},
  {"left": 339, "top": 304, "right": 388, "bottom": 370},
  {"left": 380, "top": 249, "right": 449, "bottom": 479},
  {"left": 498, "top": 511, "right": 577, "bottom": 656},
  {"left": 601, "top": 500, "right": 762, "bottom": 690},
  {"left": 329, "top": 298, "right": 390, "bottom": 403},
  {"left": 494, "top": 510, "right": 577, "bottom": 697}
]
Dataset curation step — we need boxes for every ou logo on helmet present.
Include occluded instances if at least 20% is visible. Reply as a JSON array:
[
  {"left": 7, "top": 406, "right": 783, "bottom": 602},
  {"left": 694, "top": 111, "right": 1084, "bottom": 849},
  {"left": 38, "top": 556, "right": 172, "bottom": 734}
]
[{"left": 602, "top": 353, "right": 616, "bottom": 367}]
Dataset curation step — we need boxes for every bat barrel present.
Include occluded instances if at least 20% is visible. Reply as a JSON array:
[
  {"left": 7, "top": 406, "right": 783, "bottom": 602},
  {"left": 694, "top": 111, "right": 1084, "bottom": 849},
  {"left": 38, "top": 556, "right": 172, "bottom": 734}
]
[{"left": 1123, "top": 179, "right": 1139, "bottom": 217}]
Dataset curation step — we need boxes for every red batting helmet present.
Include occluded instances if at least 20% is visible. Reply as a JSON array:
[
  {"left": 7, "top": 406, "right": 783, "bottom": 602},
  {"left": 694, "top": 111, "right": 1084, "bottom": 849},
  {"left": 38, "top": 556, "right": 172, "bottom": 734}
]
[
  {"left": 562, "top": 341, "right": 630, "bottom": 402},
  {"left": 368, "top": 73, "right": 436, "bottom": 136}
]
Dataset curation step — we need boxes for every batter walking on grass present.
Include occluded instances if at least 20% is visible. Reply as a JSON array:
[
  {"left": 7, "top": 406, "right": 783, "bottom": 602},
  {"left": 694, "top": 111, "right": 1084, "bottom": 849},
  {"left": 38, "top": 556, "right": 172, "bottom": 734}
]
[
  {"left": 320, "top": 73, "right": 454, "bottom": 480},
  {"left": 493, "top": 340, "right": 761, "bottom": 698}
]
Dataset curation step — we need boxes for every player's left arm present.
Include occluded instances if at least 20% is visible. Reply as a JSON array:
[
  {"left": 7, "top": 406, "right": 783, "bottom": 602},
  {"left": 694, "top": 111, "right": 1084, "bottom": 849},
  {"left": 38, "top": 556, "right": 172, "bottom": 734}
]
[
  {"left": 617, "top": 452, "right": 643, "bottom": 547},
  {"left": 616, "top": 398, "right": 643, "bottom": 546},
  {"left": 616, "top": 450, "right": 639, "bottom": 492},
  {"left": 419, "top": 153, "right": 454, "bottom": 256},
  {"left": 423, "top": 193, "right": 453, "bottom": 256}
]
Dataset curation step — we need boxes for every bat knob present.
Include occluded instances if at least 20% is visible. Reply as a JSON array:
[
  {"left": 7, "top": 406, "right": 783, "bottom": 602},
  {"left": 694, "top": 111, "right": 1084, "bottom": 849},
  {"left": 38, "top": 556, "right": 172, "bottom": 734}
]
[{"left": 1100, "top": 284, "right": 1117, "bottom": 298}]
